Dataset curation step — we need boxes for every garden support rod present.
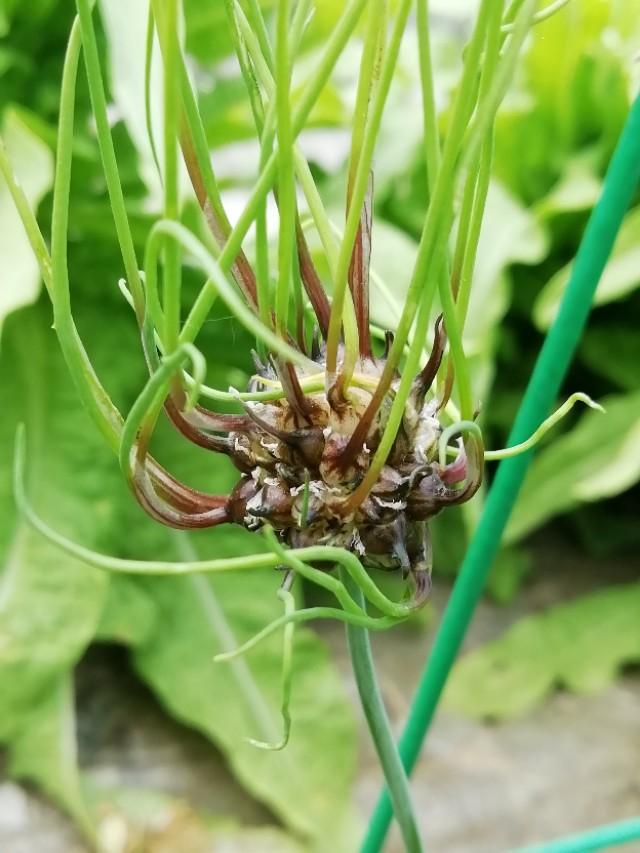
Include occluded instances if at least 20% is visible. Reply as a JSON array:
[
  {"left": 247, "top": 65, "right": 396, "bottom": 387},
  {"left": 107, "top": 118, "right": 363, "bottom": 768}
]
[
  {"left": 516, "top": 816, "right": 640, "bottom": 853},
  {"left": 363, "top": 93, "right": 640, "bottom": 852}
]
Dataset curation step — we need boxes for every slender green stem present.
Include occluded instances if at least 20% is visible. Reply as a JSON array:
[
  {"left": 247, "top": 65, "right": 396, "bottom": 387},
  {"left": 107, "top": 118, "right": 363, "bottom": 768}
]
[
  {"left": 51, "top": 16, "right": 123, "bottom": 452},
  {"left": 231, "top": 1, "right": 266, "bottom": 128},
  {"left": 75, "top": 0, "right": 144, "bottom": 320},
  {"left": 342, "top": 570, "right": 422, "bottom": 853},
  {"left": 152, "top": 0, "right": 181, "bottom": 352},
  {"left": 326, "top": 0, "right": 412, "bottom": 381},
  {"left": 214, "top": 606, "right": 396, "bottom": 663},
  {"left": 243, "top": 0, "right": 274, "bottom": 66},
  {"left": 274, "top": 0, "right": 295, "bottom": 335},
  {"left": 416, "top": 0, "right": 440, "bottom": 192},
  {"left": 118, "top": 343, "right": 205, "bottom": 479},
  {"left": 223, "top": 1, "right": 269, "bottom": 329},
  {"left": 454, "top": 136, "right": 493, "bottom": 328},
  {"left": 148, "top": 220, "right": 312, "bottom": 367},
  {"left": 234, "top": 1, "right": 337, "bottom": 273},
  {"left": 345, "top": 0, "right": 497, "bottom": 466},
  {"left": 347, "top": 0, "right": 387, "bottom": 196},
  {"left": 0, "top": 139, "right": 53, "bottom": 293},
  {"left": 144, "top": 4, "right": 162, "bottom": 182},
  {"left": 416, "top": 0, "right": 451, "bottom": 371},
  {"left": 177, "top": 59, "right": 230, "bottom": 232},
  {"left": 346, "top": 0, "right": 536, "bottom": 509},
  {"left": 501, "top": 0, "right": 571, "bottom": 32},
  {"left": 288, "top": 545, "right": 425, "bottom": 620},
  {"left": 180, "top": 0, "right": 368, "bottom": 344},
  {"left": 244, "top": 586, "right": 295, "bottom": 751},
  {"left": 434, "top": 0, "right": 503, "bottom": 419},
  {"left": 452, "top": 0, "right": 501, "bottom": 336}
]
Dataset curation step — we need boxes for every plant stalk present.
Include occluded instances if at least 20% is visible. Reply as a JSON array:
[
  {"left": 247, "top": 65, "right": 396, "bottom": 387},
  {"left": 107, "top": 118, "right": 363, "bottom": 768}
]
[{"left": 341, "top": 569, "right": 422, "bottom": 853}]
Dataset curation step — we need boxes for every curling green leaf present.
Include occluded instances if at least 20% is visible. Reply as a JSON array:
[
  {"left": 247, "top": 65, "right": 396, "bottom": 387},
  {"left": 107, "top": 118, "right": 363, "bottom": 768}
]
[
  {"left": 445, "top": 582, "right": 640, "bottom": 719},
  {"left": 0, "top": 109, "right": 53, "bottom": 334},
  {"left": 505, "top": 392, "right": 640, "bottom": 543}
]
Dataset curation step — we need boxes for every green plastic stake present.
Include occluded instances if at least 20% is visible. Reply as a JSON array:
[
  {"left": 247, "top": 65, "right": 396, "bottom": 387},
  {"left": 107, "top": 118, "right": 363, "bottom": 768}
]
[
  {"left": 515, "top": 816, "right": 640, "bottom": 853},
  {"left": 363, "top": 94, "right": 640, "bottom": 852}
]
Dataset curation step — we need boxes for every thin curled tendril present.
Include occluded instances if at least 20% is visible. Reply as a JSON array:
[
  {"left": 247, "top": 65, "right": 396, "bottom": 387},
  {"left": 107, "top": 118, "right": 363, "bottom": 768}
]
[
  {"left": 243, "top": 584, "right": 295, "bottom": 751},
  {"left": 439, "top": 394, "right": 604, "bottom": 464}
]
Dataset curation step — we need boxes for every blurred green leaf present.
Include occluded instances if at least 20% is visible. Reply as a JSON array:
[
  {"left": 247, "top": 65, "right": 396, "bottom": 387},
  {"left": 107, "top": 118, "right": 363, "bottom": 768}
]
[
  {"left": 505, "top": 392, "right": 640, "bottom": 543},
  {"left": 580, "top": 324, "right": 640, "bottom": 392},
  {"left": 534, "top": 157, "right": 602, "bottom": 219},
  {"left": 0, "top": 108, "right": 53, "bottom": 335},
  {"left": 445, "top": 582, "right": 640, "bottom": 719},
  {"left": 7, "top": 675, "right": 93, "bottom": 836},
  {"left": 534, "top": 206, "right": 640, "bottom": 329},
  {"left": 94, "top": 574, "right": 158, "bottom": 646},
  {"left": 130, "top": 532, "right": 359, "bottom": 848},
  {"left": 493, "top": 0, "right": 635, "bottom": 204},
  {"left": 0, "top": 309, "right": 117, "bottom": 729},
  {"left": 0, "top": 306, "right": 119, "bottom": 825}
]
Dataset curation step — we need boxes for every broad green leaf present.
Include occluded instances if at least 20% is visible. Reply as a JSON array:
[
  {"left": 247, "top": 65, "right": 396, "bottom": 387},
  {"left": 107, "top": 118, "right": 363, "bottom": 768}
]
[
  {"left": 445, "top": 582, "right": 640, "bottom": 719},
  {"left": 0, "top": 108, "right": 53, "bottom": 335},
  {"left": 534, "top": 204, "right": 640, "bottom": 329},
  {"left": 0, "top": 306, "right": 118, "bottom": 819},
  {"left": 0, "top": 308, "right": 115, "bottom": 718},
  {"left": 7, "top": 674, "right": 94, "bottom": 839},
  {"left": 131, "top": 527, "right": 359, "bottom": 850},
  {"left": 580, "top": 325, "right": 640, "bottom": 392},
  {"left": 94, "top": 574, "right": 158, "bottom": 646},
  {"left": 505, "top": 392, "right": 640, "bottom": 543}
]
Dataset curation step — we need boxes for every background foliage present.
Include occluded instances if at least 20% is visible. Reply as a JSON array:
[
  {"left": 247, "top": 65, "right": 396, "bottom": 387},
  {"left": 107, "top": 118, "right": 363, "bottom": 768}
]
[{"left": 1, "top": 0, "right": 639, "bottom": 847}]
